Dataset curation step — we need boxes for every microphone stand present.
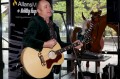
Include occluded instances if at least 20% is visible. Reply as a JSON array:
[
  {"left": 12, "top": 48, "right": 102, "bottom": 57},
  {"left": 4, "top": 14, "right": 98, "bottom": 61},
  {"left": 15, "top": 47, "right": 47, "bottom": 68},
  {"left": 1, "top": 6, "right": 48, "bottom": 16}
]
[
  {"left": 73, "top": 49, "right": 85, "bottom": 79},
  {"left": 59, "top": 13, "right": 70, "bottom": 41}
]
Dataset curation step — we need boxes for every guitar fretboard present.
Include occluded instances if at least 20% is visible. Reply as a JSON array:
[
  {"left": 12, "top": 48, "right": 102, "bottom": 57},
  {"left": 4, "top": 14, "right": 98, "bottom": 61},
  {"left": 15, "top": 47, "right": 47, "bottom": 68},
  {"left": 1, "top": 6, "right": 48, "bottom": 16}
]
[{"left": 55, "top": 42, "right": 80, "bottom": 55}]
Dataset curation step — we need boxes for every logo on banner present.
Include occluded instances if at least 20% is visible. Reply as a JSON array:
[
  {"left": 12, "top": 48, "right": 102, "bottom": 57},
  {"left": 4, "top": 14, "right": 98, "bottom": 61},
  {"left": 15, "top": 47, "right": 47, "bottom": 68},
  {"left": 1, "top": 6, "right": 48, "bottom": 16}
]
[
  {"left": 13, "top": 0, "right": 17, "bottom": 6},
  {"left": 13, "top": 1, "right": 37, "bottom": 15}
]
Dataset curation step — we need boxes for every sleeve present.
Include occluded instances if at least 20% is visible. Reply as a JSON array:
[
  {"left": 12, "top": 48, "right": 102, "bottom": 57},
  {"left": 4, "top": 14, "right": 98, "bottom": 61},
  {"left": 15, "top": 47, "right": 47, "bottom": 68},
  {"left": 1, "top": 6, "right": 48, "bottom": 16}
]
[{"left": 23, "top": 18, "right": 44, "bottom": 51}]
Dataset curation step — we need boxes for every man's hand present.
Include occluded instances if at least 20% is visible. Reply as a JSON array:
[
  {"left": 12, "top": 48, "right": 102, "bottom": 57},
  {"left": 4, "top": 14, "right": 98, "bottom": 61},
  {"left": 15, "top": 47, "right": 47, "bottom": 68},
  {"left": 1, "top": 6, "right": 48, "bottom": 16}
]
[
  {"left": 43, "top": 39, "right": 57, "bottom": 49},
  {"left": 74, "top": 40, "right": 83, "bottom": 50}
]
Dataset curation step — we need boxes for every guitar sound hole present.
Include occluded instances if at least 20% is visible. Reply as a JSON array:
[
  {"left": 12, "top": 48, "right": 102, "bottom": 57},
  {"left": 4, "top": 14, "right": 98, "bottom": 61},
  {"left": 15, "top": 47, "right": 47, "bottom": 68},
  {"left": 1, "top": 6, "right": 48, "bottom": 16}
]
[{"left": 48, "top": 51, "right": 56, "bottom": 59}]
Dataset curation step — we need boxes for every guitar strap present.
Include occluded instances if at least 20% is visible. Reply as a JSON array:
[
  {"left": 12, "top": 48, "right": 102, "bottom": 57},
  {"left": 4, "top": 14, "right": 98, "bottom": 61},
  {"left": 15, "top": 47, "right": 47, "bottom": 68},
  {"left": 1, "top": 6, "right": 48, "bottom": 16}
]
[{"left": 47, "top": 20, "right": 57, "bottom": 40}]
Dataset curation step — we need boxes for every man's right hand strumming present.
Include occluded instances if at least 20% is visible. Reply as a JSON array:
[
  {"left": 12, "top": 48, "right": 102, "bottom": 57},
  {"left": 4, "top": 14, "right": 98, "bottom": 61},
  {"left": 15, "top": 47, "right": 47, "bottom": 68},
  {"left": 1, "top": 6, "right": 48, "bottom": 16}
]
[{"left": 43, "top": 39, "right": 57, "bottom": 49}]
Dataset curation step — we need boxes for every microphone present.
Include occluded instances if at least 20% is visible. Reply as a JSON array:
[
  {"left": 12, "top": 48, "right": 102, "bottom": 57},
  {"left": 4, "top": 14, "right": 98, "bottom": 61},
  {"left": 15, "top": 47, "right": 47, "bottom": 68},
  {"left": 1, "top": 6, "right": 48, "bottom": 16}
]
[{"left": 52, "top": 10, "right": 66, "bottom": 14}]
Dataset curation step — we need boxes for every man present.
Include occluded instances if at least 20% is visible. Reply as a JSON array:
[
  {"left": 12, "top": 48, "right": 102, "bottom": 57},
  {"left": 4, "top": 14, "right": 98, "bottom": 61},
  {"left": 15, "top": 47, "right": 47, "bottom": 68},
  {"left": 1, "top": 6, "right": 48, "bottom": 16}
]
[{"left": 22, "top": 0, "right": 83, "bottom": 79}]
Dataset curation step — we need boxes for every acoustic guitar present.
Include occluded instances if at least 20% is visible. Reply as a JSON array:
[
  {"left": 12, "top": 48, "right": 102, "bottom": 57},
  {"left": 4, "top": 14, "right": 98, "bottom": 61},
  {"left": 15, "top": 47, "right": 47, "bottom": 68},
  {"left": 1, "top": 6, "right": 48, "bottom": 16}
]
[{"left": 20, "top": 23, "right": 93, "bottom": 78}]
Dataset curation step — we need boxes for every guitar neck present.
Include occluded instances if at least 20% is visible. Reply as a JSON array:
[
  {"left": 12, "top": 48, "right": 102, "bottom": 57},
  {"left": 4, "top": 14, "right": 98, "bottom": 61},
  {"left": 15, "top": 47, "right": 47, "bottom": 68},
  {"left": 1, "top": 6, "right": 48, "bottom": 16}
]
[{"left": 55, "top": 42, "right": 80, "bottom": 55}]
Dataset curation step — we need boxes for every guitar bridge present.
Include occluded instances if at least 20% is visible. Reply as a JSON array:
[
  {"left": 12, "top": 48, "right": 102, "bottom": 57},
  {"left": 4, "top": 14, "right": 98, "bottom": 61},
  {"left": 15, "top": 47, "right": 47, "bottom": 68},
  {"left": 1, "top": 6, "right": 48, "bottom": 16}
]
[{"left": 38, "top": 53, "right": 46, "bottom": 66}]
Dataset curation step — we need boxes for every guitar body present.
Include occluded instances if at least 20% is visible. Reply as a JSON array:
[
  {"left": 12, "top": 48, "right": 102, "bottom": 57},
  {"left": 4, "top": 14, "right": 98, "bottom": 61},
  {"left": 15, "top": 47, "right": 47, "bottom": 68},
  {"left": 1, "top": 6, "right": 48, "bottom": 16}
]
[{"left": 20, "top": 43, "right": 64, "bottom": 78}]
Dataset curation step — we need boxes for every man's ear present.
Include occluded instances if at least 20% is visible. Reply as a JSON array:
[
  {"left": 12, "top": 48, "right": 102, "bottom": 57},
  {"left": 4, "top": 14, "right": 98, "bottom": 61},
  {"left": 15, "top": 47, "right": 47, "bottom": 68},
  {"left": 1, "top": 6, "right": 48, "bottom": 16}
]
[{"left": 37, "top": 9, "right": 41, "bottom": 14}]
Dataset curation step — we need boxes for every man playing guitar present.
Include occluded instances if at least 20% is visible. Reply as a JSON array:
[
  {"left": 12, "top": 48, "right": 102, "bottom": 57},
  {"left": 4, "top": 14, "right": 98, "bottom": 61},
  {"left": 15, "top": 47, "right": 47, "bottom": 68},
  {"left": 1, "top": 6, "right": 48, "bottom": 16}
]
[{"left": 21, "top": 0, "right": 83, "bottom": 79}]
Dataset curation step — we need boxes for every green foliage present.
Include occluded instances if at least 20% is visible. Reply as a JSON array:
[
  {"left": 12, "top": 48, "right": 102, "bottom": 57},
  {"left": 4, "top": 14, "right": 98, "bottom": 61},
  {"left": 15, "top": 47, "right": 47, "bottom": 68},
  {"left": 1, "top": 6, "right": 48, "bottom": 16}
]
[
  {"left": 53, "top": 0, "right": 107, "bottom": 24},
  {"left": 105, "top": 26, "right": 117, "bottom": 36}
]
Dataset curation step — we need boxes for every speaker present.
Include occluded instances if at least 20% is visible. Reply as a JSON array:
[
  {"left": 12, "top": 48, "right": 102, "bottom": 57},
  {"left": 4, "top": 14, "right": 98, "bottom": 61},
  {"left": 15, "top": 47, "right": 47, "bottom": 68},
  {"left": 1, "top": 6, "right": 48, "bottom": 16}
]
[{"left": 107, "top": 0, "right": 120, "bottom": 23}]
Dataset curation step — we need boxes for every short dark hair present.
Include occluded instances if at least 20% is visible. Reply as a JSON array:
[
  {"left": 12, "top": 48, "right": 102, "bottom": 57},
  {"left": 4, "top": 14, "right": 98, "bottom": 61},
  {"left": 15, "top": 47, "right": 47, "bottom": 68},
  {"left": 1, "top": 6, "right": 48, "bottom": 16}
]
[{"left": 36, "top": 0, "right": 41, "bottom": 9}]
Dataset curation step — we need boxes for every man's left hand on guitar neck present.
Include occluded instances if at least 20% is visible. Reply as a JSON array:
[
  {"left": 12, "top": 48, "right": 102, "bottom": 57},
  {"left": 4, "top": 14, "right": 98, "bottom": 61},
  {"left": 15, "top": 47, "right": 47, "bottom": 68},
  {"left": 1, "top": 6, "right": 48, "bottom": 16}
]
[{"left": 73, "top": 40, "right": 83, "bottom": 50}]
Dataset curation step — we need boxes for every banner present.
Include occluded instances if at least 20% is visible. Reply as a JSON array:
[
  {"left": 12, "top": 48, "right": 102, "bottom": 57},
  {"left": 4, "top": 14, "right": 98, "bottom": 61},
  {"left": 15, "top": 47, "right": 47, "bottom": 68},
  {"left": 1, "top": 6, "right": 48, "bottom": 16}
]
[{"left": 9, "top": 0, "right": 38, "bottom": 78}]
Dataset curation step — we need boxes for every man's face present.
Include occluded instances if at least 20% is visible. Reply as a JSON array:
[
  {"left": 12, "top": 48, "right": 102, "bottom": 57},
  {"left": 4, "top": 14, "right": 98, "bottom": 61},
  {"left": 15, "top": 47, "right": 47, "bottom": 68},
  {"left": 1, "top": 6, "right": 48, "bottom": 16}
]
[{"left": 37, "top": 1, "right": 52, "bottom": 18}]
